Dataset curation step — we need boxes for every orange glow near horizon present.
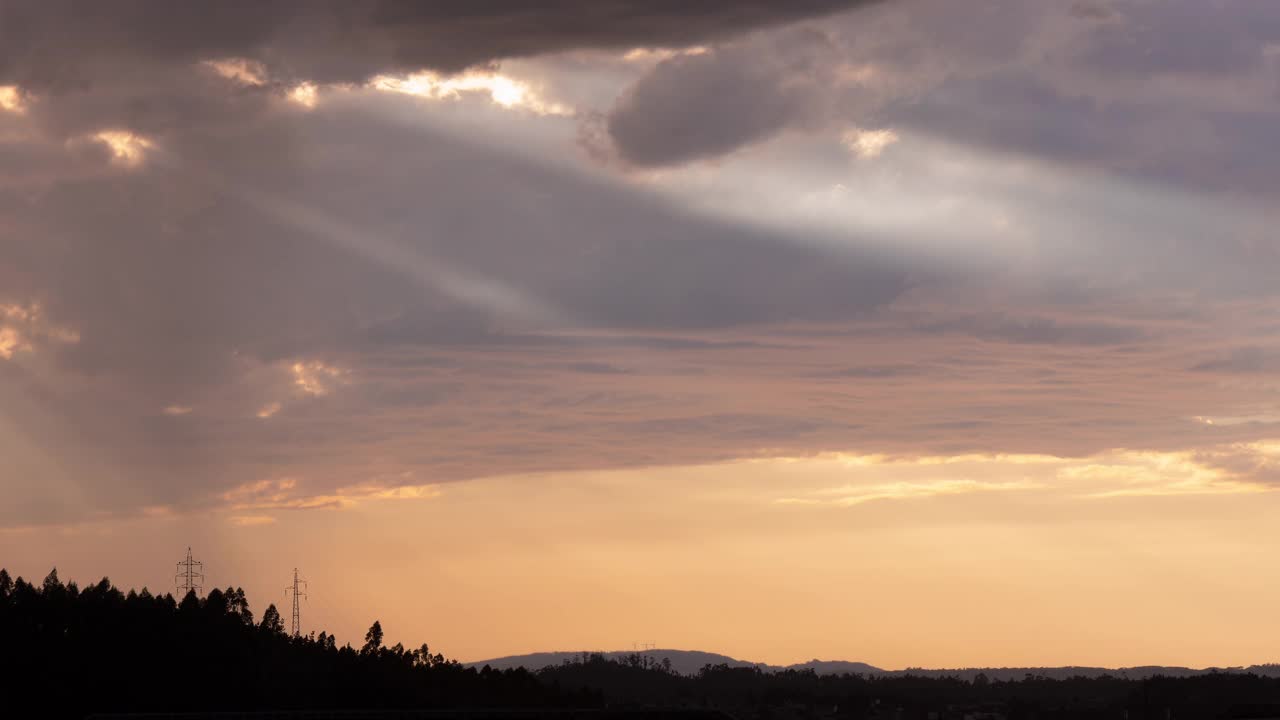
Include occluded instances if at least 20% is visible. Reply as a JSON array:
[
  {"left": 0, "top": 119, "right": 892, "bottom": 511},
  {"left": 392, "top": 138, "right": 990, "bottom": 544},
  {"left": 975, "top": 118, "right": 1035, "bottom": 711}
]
[{"left": 6, "top": 449, "right": 1280, "bottom": 670}]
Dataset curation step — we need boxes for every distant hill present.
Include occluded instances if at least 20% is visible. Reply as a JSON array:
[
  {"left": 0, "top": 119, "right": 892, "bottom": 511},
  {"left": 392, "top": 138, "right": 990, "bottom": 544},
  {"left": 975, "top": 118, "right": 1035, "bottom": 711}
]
[
  {"left": 788, "top": 659, "right": 884, "bottom": 675},
  {"left": 467, "top": 650, "right": 1280, "bottom": 681},
  {"left": 468, "top": 650, "right": 768, "bottom": 677}
]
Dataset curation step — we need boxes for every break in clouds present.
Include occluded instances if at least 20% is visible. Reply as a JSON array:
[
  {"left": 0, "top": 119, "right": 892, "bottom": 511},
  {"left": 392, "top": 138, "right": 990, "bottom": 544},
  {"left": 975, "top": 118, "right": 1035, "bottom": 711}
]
[{"left": 3, "top": 0, "right": 1280, "bottom": 527}]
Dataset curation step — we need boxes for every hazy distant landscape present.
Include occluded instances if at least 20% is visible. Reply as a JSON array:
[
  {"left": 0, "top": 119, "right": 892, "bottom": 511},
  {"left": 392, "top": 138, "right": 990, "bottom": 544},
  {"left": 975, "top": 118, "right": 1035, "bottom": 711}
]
[{"left": 470, "top": 649, "right": 1280, "bottom": 682}]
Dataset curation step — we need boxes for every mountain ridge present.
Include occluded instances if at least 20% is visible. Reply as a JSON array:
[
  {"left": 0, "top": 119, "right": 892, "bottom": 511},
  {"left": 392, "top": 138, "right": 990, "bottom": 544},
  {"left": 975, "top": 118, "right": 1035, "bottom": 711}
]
[{"left": 466, "top": 650, "right": 1280, "bottom": 681}]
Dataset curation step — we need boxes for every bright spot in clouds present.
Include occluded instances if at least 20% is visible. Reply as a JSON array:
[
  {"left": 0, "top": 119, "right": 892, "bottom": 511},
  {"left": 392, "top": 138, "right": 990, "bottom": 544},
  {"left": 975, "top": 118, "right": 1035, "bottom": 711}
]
[
  {"left": 290, "top": 361, "right": 344, "bottom": 396},
  {"left": 372, "top": 71, "right": 572, "bottom": 116},
  {"left": 93, "top": 131, "right": 154, "bottom": 165},
  {"left": 256, "top": 402, "right": 282, "bottom": 419},
  {"left": 0, "top": 327, "right": 26, "bottom": 359},
  {"left": 621, "top": 46, "right": 710, "bottom": 63},
  {"left": 0, "top": 303, "right": 78, "bottom": 359},
  {"left": 162, "top": 405, "right": 193, "bottom": 416},
  {"left": 842, "top": 127, "right": 899, "bottom": 158},
  {"left": 203, "top": 58, "right": 267, "bottom": 86},
  {"left": 0, "top": 85, "right": 24, "bottom": 113},
  {"left": 289, "top": 83, "right": 318, "bottom": 109}
]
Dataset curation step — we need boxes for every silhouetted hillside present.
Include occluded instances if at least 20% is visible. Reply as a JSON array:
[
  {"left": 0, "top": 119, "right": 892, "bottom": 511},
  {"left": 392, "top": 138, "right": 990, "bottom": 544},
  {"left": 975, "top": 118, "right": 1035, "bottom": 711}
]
[
  {"left": 6, "top": 566, "right": 1280, "bottom": 720},
  {"left": 471, "top": 652, "right": 885, "bottom": 677},
  {"left": 471, "top": 651, "right": 1277, "bottom": 682},
  {"left": 470, "top": 650, "right": 773, "bottom": 676},
  {"left": 790, "top": 660, "right": 885, "bottom": 676},
  {"left": 0, "top": 568, "right": 582, "bottom": 719}
]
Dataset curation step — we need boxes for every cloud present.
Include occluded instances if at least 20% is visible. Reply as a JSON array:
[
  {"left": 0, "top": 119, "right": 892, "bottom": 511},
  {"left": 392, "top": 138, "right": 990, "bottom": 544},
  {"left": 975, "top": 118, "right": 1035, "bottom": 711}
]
[
  {"left": 228, "top": 515, "right": 277, "bottom": 527},
  {"left": 0, "top": 81, "right": 918, "bottom": 527},
  {"left": 1190, "top": 347, "right": 1280, "bottom": 375},
  {"left": 4, "top": 0, "right": 1280, "bottom": 533},
  {"left": 774, "top": 446, "right": 1280, "bottom": 507},
  {"left": 777, "top": 477, "right": 1040, "bottom": 506},
  {"left": 0, "top": 303, "right": 79, "bottom": 360},
  {"left": 913, "top": 314, "right": 1146, "bottom": 346},
  {"left": 0, "top": 0, "right": 872, "bottom": 89},
  {"left": 605, "top": 27, "right": 841, "bottom": 166},
  {"left": 588, "top": 0, "right": 1280, "bottom": 203},
  {"left": 373, "top": 70, "right": 572, "bottom": 116},
  {"left": 841, "top": 127, "right": 899, "bottom": 158},
  {"left": 0, "top": 85, "right": 23, "bottom": 113},
  {"left": 89, "top": 130, "right": 154, "bottom": 166},
  {"left": 290, "top": 361, "right": 345, "bottom": 397}
]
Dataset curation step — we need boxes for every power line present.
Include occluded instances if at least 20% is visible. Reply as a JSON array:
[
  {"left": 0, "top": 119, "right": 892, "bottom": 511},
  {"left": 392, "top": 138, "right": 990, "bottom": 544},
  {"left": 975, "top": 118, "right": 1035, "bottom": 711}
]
[
  {"left": 175, "top": 547, "right": 204, "bottom": 598},
  {"left": 285, "top": 567, "right": 307, "bottom": 637}
]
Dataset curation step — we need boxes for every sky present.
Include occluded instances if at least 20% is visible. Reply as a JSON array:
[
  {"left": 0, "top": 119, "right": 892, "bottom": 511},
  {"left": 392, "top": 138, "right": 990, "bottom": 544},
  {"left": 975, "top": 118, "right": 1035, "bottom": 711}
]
[{"left": 3, "top": 0, "right": 1280, "bottom": 670}]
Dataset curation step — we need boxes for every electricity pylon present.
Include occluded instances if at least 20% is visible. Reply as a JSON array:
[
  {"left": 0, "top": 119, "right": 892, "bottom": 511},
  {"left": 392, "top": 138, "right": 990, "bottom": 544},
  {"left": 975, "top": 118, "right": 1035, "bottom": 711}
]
[
  {"left": 285, "top": 568, "right": 307, "bottom": 637},
  {"left": 174, "top": 547, "right": 204, "bottom": 598}
]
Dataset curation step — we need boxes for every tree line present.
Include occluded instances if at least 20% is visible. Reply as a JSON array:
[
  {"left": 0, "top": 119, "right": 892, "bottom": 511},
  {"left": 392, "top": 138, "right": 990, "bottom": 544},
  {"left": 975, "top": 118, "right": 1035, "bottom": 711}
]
[
  {"left": 3, "top": 567, "right": 1280, "bottom": 720},
  {"left": 0, "top": 568, "right": 578, "bottom": 717}
]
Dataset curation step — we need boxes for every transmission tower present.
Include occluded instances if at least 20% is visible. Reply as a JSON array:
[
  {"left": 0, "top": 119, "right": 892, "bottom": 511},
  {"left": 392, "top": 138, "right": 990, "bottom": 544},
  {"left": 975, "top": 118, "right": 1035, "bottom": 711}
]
[
  {"left": 174, "top": 547, "right": 204, "bottom": 598},
  {"left": 285, "top": 568, "right": 307, "bottom": 637}
]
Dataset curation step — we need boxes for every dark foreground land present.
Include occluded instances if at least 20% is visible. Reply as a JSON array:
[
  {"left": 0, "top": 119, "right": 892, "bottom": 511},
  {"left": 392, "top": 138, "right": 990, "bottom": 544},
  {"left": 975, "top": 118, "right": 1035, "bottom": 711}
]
[
  {"left": 82, "top": 707, "right": 732, "bottom": 712},
  {"left": 4, "top": 568, "right": 1280, "bottom": 720}
]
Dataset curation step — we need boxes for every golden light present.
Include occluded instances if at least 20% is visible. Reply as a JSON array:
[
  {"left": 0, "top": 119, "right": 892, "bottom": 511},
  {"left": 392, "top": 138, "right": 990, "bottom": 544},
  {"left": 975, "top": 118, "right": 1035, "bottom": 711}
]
[
  {"left": 290, "top": 360, "right": 344, "bottom": 396},
  {"left": 0, "top": 327, "right": 27, "bottom": 359},
  {"left": 0, "top": 85, "right": 24, "bottom": 114},
  {"left": 0, "top": 302, "right": 78, "bottom": 359},
  {"left": 229, "top": 515, "right": 278, "bottom": 527},
  {"left": 93, "top": 130, "right": 154, "bottom": 166},
  {"left": 203, "top": 58, "right": 267, "bottom": 87},
  {"left": 288, "top": 83, "right": 318, "bottom": 109},
  {"left": 842, "top": 127, "right": 899, "bottom": 158},
  {"left": 621, "top": 46, "right": 710, "bottom": 63},
  {"left": 372, "top": 71, "right": 572, "bottom": 116}
]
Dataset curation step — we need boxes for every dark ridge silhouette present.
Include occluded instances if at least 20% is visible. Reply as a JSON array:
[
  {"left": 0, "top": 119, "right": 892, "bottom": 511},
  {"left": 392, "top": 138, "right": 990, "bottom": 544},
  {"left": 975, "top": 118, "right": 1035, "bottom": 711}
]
[
  {"left": 467, "top": 651, "right": 779, "bottom": 677},
  {"left": 85, "top": 707, "right": 737, "bottom": 712},
  {"left": 471, "top": 651, "right": 1280, "bottom": 681},
  {"left": 0, "top": 567, "right": 580, "bottom": 718},
  {"left": 5, "top": 567, "right": 1280, "bottom": 720}
]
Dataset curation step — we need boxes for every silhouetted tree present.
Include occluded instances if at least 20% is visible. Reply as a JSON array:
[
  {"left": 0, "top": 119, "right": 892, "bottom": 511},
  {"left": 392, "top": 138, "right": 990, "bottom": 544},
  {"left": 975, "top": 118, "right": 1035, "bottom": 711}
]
[
  {"left": 260, "top": 603, "right": 285, "bottom": 634},
  {"left": 362, "top": 620, "right": 384, "bottom": 655},
  {"left": 227, "top": 586, "right": 253, "bottom": 624}
]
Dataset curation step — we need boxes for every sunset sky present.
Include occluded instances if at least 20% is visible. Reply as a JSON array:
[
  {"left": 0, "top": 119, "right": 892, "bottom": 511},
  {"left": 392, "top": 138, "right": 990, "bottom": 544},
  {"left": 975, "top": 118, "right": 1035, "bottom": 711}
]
[{"left": 4, "top": 0, "right": 1280, "bottom": 670}]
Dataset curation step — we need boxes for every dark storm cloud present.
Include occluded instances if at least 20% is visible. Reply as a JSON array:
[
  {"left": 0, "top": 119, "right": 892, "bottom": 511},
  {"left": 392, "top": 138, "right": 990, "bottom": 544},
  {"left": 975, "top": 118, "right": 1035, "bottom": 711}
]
[
  {"left": 597, "top": 0, "right": 1043, "bottom": 167},
  {"left": 0, "top": 0, "right": 872, "bottom": 88},
  {"left": 595, "top": 0, "right": 1280, "bottom": 201},
  {"left": 606, "top": 28, "right": 840, "bottom": 167}
]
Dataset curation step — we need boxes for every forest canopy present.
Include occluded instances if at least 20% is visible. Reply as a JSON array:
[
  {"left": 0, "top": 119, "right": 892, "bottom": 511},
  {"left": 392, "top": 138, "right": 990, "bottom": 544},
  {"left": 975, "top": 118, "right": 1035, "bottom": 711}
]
[{"left": 2, "top": 567, "right": 1279, "bottom": 720}]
